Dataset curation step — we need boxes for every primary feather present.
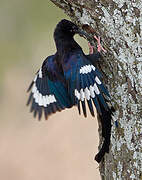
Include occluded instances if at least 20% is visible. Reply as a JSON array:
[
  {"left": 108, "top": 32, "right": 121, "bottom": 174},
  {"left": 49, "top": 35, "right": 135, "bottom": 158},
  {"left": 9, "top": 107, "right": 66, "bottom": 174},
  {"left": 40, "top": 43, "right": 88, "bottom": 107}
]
[{"left": 27, "top": 19, "right": 114, "bottom": 163}]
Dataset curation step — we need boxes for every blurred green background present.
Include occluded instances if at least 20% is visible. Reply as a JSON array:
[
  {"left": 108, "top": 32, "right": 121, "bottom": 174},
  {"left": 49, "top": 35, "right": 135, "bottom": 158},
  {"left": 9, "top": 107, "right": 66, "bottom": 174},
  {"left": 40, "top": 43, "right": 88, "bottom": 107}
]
[
  {"left": 0, "top": 0, "right": 66, "bottom": 81},
  {"left": 0, "top": 1, "right": 100, "bottom": 180}
]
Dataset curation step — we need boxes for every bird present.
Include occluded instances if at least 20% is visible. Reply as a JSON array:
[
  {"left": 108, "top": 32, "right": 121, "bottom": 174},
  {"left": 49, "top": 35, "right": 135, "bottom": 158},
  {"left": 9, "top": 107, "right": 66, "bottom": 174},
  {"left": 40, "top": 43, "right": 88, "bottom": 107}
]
[{"left": 27, "top": 19, "right": 114, "bottom": 163}]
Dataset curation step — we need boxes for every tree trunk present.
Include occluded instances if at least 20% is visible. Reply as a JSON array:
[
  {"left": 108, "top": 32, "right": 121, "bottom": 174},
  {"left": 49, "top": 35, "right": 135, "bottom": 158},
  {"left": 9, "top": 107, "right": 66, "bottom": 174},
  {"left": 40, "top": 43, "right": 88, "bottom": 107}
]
[{"left": 50, "top": 0, "right": 142, "bottom": 179}]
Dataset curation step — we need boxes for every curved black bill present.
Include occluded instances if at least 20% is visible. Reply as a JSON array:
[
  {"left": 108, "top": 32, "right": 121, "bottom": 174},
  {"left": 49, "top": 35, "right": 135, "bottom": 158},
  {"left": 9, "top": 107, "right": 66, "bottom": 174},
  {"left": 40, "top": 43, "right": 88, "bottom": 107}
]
[{"left": 77, "top": 29, "right": 91, "bottom": 40}]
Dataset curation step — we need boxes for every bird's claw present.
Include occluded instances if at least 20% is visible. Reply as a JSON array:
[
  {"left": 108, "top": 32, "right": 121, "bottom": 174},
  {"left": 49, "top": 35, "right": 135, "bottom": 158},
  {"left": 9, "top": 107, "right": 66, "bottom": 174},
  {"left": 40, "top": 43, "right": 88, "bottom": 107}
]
[
  {"left": 94, "top": 35, "right": 107, "bottom": 53},
  {"left": 88, "top": 42, "right": 94, "bottom": 54},
  {"left": 88, "top": 36, "right": 107, "bottom": 54}
]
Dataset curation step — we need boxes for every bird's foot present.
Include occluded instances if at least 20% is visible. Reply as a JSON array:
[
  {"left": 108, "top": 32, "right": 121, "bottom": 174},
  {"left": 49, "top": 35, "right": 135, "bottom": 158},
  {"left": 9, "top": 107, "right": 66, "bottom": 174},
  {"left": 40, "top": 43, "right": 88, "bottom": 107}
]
[
  {"left": 88, "top": 36, "right": 107, "bottom": 54},
  {"left": 88, "top": 42, "right": 94, "bottom": 54},
  {"left": 94, "top": 35, "right": 107, "bottom": 53}
]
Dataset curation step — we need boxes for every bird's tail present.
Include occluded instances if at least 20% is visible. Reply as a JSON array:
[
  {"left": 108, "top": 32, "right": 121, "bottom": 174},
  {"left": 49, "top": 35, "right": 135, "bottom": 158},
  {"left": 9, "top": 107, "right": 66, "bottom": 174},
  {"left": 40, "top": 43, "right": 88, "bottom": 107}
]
[{"left": 95, "top": 101, "right": 115, "bottom": 163}]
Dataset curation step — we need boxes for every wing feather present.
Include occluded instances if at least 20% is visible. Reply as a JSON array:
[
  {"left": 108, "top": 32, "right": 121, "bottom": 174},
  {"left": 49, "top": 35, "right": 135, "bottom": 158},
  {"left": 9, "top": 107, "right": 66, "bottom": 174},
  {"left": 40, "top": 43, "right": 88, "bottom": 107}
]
[
  {"left": 63, "top": 52, "right": 110, "bottom": 117},
  {"left": 27, "top": 55, "right": 72, "bottom": 120}
]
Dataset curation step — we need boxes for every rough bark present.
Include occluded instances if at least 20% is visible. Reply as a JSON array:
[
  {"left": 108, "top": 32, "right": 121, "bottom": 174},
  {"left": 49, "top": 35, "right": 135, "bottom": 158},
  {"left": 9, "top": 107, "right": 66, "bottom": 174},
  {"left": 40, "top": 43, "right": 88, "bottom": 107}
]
[{"left": 50, "top": 0, "right": 142, "bottom": 179}]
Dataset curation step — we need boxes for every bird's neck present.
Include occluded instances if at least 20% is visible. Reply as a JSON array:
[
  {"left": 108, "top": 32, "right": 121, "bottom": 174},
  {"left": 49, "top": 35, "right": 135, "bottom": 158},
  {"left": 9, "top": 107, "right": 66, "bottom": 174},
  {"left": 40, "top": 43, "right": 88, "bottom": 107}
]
[{"left": 55, "top": 36, "right": 81, "bottom": 57}]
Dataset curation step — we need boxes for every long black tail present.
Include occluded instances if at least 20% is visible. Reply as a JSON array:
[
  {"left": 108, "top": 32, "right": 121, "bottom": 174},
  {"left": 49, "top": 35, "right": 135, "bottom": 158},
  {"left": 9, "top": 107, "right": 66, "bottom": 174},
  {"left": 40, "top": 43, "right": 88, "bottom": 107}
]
[{"left": 95, "top": 101, "right": 115, "bottom": 163}]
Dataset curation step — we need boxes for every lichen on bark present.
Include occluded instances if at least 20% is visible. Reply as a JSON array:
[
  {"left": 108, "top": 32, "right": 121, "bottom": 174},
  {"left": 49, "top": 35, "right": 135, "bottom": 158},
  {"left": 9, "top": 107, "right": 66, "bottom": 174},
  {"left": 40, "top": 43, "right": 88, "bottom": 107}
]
[{"left": 50, "top": 0, "right": 142, "bottom": 179}]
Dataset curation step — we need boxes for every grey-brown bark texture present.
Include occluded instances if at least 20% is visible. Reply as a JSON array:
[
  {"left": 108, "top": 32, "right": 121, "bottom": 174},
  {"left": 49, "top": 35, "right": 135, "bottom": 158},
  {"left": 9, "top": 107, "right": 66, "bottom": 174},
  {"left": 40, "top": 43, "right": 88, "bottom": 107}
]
[{"left": 50, "top": 0, "right": 142, "bottom": 179}]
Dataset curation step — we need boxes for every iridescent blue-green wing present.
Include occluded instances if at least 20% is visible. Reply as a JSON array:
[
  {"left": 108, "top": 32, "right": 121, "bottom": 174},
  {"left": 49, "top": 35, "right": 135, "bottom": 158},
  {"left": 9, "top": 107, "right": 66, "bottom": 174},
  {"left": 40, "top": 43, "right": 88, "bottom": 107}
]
[
  {"left": 63, "top": 52, "right": 110, "bottom": 117},
  {"left": 27, "top": 56, "right": 72, "bottom": 120}
]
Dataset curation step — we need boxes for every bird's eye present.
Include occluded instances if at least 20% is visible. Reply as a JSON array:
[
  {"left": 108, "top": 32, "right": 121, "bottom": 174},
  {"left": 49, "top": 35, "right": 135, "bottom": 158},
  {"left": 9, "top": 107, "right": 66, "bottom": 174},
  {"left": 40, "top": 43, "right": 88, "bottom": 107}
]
[
  {"left": 70, "top": 26, "right": 78, "bottom": 33},
  {"left": 73, "top": 26, "right": 77, "bottom": 30}
]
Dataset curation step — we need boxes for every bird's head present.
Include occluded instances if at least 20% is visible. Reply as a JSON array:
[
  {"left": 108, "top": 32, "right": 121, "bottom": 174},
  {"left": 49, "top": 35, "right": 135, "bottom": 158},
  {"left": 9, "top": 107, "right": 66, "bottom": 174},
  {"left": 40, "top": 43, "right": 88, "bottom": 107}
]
[{"left": 54, "top": 19, "right": 87, "bottom": 39}]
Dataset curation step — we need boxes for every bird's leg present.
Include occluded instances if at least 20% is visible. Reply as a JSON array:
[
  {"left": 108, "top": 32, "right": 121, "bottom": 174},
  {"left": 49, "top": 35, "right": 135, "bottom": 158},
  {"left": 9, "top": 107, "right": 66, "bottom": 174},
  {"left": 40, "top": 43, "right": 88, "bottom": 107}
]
[
  {"left": 87, "top": 36, "right": 107, "bottom": 66},
  {"left": 94, "top": 35, "right": 107, "bottom": 53},
  {"left": 88, "top": 36, "right": 107, "bottom": 54},
  {"left": 88, "top": 42, "right": 94, "bottom": 54}
]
